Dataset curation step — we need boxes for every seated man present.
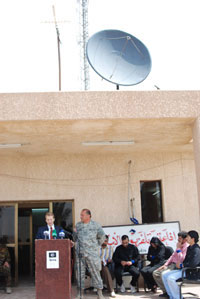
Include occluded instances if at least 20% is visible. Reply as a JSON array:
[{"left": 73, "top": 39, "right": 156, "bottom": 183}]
[
  {"left": 162, "top": 230, "right": 200, "bottom": 299},
  {"left": 113, "top": 235, "right": 140, "bottom": 293},
  {"left": 153, "top": 231, "right": 188, "bottom": 298},
  {"left": 36, "top": 212, "right": 61, "bottom": 239},
  {"left": 0, "top": 238, "right": 12, "bottom": 294},
  {"left": 100, "top": 235, "right": 116, "bottom": 298}
]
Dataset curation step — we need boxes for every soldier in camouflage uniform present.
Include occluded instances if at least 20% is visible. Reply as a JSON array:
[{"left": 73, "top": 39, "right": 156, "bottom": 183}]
[
  {"left": 74, "top": 209, "right": 105, "bottom": 299},
  {"left": 0, "top": 240, "right": 12, "bottom": 294}
]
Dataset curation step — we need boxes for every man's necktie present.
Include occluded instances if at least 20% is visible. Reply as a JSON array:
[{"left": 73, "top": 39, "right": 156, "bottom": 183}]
[{"left": 50, "top": 227, "right": 53, "bottom": 239}]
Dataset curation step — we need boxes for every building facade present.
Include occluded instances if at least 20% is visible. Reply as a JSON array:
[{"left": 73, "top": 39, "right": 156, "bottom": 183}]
[{"left": 0, "top": 90, "right": 199, "bottom": 282}]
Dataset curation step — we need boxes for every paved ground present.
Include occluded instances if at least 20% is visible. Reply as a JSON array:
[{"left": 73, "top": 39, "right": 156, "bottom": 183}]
[{"left": 0, "top": 282, "right": 200, "bottom": 299}]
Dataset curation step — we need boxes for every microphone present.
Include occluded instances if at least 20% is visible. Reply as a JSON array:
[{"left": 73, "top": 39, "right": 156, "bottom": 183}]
[
  {"left": 59, "top": 230, "right": 65, "bottom": 239},
  {"left": 43, "top": 231, "right": 49, "bottom": 240},
  {"left": 65, "top": 230, "right": 73, "bottom": 238},
  {"left": 52, "top": 229, "right": 57, "bottom": 239}
]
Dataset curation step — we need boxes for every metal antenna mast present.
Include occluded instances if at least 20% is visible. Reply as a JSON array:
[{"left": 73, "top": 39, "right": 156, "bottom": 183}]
[
  {"left": 77, "top": 0, "right": 90, "bottom": 90},
  {"left": 41, "top": 7, "right": 70, "bottom": 92},
  {"left": 52, "top": 5, "right": 62, "bottom": 91}
]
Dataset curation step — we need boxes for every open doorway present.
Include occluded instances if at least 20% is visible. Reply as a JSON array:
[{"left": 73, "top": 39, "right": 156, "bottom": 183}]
[
  {"left": 0, "top": 200, "right": 73, "bottom": 285},
  {"left": 18, "top": 200, "right": 73, "bottom": 284},
  {"left": 18, "top": 203, "right": 49, "bottom": 282}
]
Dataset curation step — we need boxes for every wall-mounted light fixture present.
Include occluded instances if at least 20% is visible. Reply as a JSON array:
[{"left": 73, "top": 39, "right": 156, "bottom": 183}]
[
  {"left": 0, "top": 143, "right": 23, "bottom": 148},
  {"left": 82, "top": 140, "right": 135, "bottom": 146}
]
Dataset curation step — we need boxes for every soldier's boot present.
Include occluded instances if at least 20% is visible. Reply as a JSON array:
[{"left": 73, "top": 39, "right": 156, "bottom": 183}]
[
  {"left": 97, "top": 289, "right": 105, "bottom": 299},
  {"left": 5, "top": 287, "right": 12, "bottom": 294},
  {"left": 75, "top": 289, "right": 84, "bottom": 299}
]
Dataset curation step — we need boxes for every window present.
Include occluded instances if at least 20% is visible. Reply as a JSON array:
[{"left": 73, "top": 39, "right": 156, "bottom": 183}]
[
  {"left": 0, "top": 206, "right": 15, "bottom": 243},
  {"left": 140, "top": 180, "right": 163, "bottom": 223}
]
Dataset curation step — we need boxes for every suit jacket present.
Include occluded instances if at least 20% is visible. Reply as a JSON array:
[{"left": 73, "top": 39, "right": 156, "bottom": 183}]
[{"left": 36, "top": 225, "right": 61, "bottom": 239}]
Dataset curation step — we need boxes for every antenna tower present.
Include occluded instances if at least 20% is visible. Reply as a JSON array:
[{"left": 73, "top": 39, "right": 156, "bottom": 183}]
[{"left": 77, "top": 0, "right": 90, "bottom": 90}]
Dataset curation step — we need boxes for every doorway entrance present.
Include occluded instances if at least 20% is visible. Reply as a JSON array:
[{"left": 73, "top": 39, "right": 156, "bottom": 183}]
[
  {"left": 18, "top": 203, "right": 49, "bottom": 281},
  {"left": 0, "top": 200, "right": 73, "bottom": 285}
]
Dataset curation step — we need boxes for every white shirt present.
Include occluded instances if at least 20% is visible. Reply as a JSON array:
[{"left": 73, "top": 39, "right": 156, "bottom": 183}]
[
  {"left": 100, "top": 245, "right": 114, "bottom": 266},
  {"left": 47, "top": 224, "right": 55, "bottom": 239}
]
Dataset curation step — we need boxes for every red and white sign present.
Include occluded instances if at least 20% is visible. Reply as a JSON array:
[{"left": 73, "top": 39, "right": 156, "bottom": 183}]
[{"left": 103, "top": 221, "right": 180, "bottom": 254}]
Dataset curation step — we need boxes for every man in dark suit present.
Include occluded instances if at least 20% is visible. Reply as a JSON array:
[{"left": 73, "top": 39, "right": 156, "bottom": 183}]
[
  {"left": 36, "top": 212, "right": 61, "bottom": 239},
  {"left": 113, "top": 235, "right": 140, "bottom": 294}
]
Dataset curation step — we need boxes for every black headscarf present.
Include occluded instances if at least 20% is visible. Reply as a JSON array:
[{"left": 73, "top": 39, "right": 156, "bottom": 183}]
[{"left": 150, "top": 236, "right": 163, "bottom": 247}]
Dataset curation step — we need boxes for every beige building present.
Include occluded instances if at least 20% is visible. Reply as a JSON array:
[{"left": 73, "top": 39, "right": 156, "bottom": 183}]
[{"left": 0, "top": 90, "right": 200, "bottom": 282}]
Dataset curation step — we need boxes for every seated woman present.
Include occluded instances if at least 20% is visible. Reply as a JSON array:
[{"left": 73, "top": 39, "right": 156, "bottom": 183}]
[{"left": 141, "top": 237, "right": 166, "bottom": 293}]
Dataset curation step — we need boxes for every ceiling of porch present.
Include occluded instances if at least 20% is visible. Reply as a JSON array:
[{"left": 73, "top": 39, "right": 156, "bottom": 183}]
[{"left": 0, "top": 117, "right": 194, "bottom": 156}]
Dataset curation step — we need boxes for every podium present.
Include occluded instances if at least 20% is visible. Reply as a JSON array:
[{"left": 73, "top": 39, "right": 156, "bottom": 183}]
[{"left": 35, "top": 239, "right": 71, "bottom": 299}]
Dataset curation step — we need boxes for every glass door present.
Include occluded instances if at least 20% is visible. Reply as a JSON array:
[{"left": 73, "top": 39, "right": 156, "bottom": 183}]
[
  {"left": 18, "top": 208, "right": 33, "bottom": 278},
  {"left": 0, "top": 203, "right": 18, "bottom": 284}
]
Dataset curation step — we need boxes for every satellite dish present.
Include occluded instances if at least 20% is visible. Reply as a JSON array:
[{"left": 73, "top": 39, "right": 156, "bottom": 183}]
[{"left": 86, "top": 29, "right": 151, "bottom": 88}]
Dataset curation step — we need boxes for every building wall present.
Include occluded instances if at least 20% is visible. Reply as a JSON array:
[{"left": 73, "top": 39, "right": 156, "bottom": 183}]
[
  {"left": 0, "top": 151, "right": 198, "bottom": 232},
  {"left": 0, "top": 91, "right": 200, "bottom": 120}
]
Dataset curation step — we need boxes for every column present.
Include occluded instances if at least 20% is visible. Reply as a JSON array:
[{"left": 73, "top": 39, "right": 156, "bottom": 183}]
[{"left": 192, "top": 117, "right": 200, "bottom": 215}]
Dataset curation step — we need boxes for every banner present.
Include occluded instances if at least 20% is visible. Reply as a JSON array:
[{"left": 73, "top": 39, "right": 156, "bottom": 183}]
[{"left": 103, "top": 221, "right": 180, "bottom": 254}]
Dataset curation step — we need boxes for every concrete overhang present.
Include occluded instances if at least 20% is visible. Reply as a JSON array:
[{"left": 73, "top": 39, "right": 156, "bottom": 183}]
[{"left": 0, "top": 90, "right": 198, "bottom": 156}]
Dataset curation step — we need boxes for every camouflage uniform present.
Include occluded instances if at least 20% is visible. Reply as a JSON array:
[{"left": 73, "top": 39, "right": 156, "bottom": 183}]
[
  {"left": 0, "top": 245, "right": 11, "bottom": 287},
  {"left": 74, "top": 220, "right": 105, "bottom": 290}
]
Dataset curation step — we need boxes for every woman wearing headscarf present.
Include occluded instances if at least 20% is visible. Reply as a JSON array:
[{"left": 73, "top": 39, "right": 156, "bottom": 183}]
[{"left": 141, "top": 237, "right": 166, "bottom": 292}]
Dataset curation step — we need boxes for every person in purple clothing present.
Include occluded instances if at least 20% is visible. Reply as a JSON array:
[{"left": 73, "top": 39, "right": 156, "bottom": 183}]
[{"left": 153, "top": 231, "right": 188, "bottom": 298}]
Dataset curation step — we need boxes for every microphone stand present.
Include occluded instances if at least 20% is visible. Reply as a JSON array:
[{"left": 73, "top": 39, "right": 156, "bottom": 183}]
[
  {"left": 43, "top": 231, "right": 49, "bottom": 240},
  {"left": 79, "top": 241, "right": 82, "bottom": 299},
  {"left": 76, "top": 236, "right": 83, "bottom": 299}
]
